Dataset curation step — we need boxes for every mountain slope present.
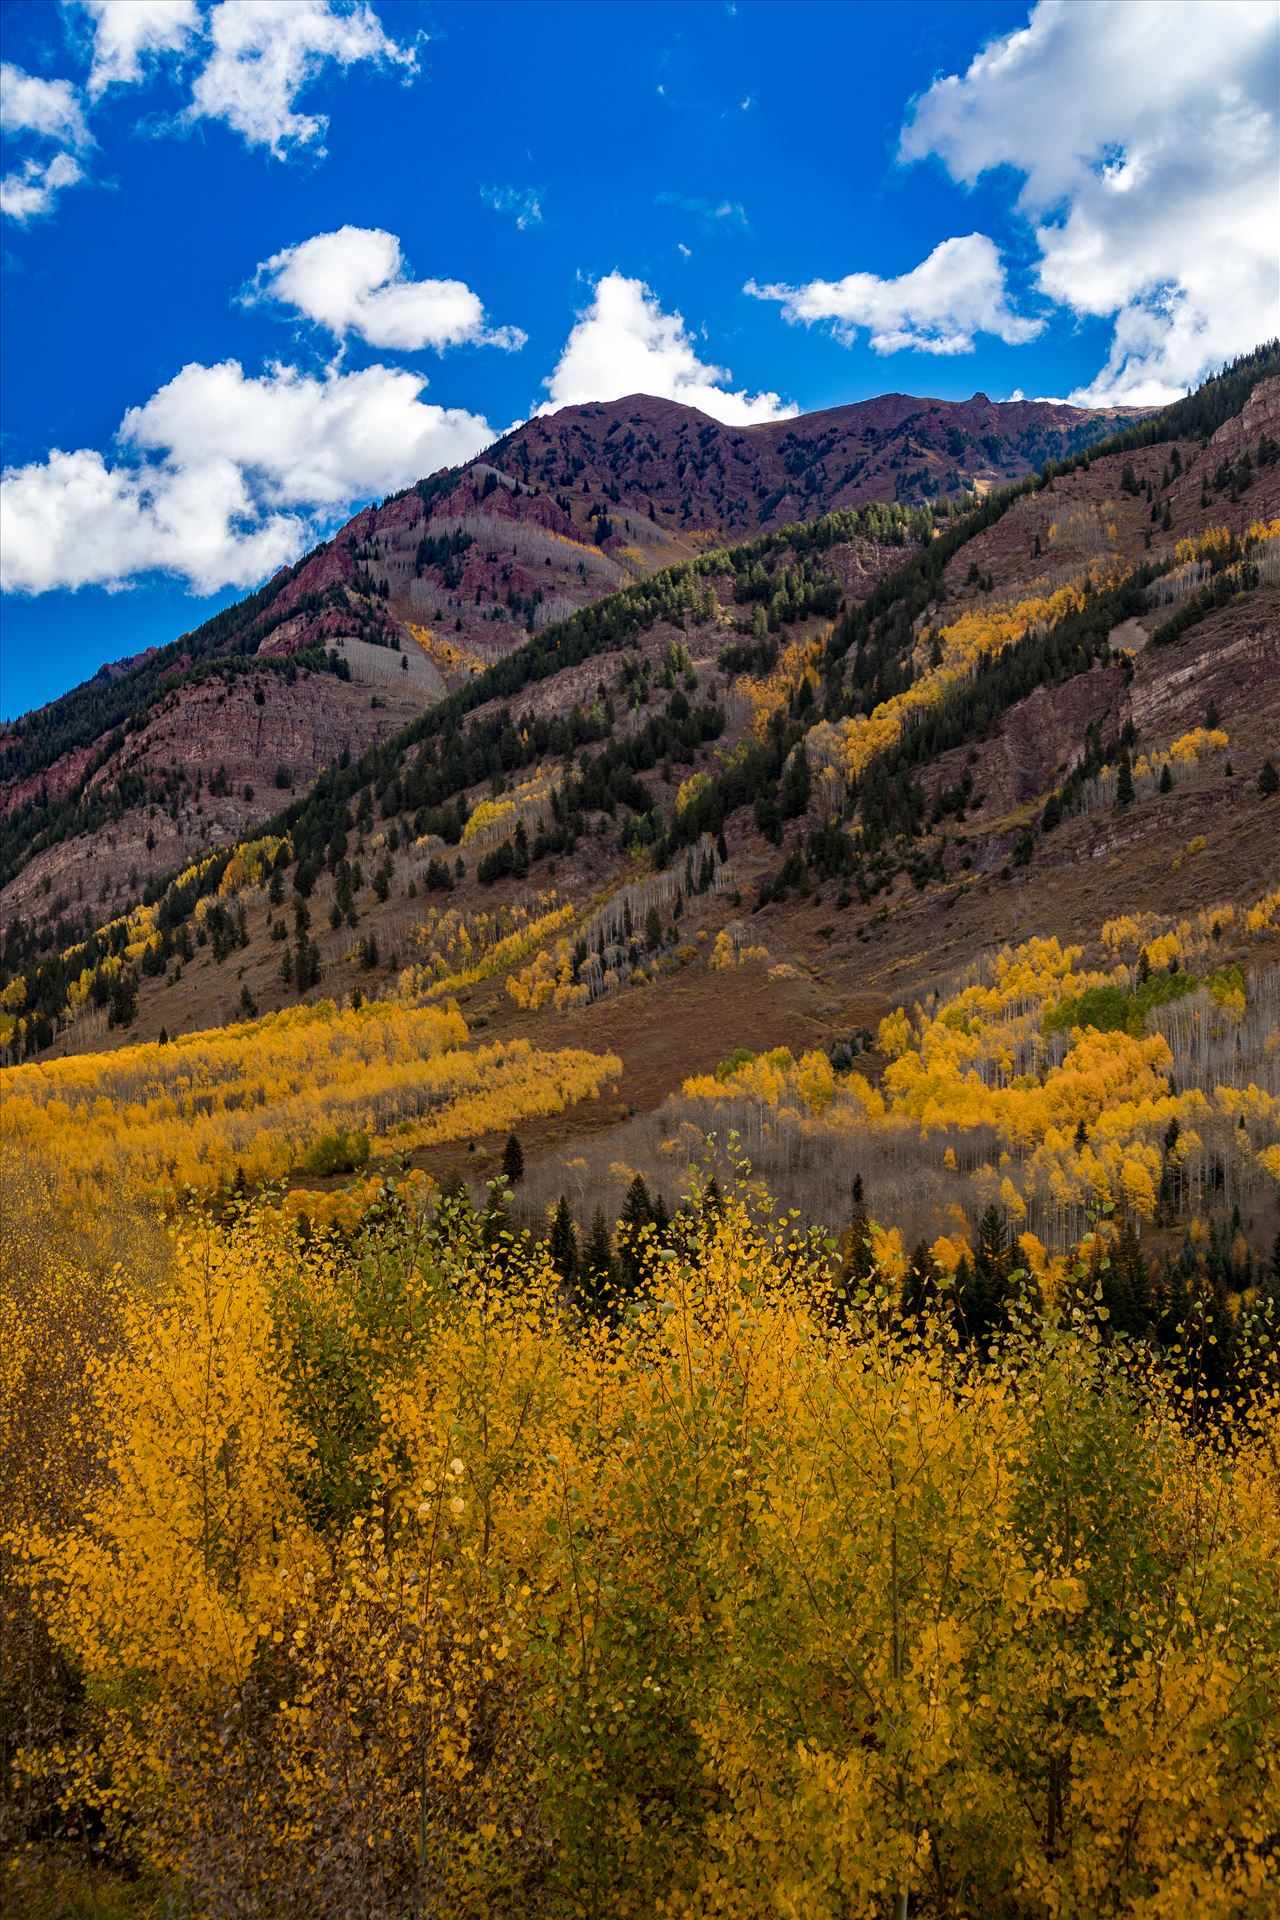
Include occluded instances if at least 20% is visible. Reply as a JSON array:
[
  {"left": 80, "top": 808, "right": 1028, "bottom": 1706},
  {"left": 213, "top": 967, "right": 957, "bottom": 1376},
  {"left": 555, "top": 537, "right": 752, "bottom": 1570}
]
[
  {"left": 1, "top": 388, "right": 1140, "bottom": 961},
  {"left": 7, "top": 346, "right": 1276, "bottom": 1061}
]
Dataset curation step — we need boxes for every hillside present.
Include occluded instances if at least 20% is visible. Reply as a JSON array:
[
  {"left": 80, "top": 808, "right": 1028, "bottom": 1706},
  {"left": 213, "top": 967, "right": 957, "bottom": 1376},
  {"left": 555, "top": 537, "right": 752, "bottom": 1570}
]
[
  {"left": 0, "top": 388, "right": 1138, "bottom": 964},
  {"left": 5, "top": 343, "right": 1277, "bottom": 1259}
]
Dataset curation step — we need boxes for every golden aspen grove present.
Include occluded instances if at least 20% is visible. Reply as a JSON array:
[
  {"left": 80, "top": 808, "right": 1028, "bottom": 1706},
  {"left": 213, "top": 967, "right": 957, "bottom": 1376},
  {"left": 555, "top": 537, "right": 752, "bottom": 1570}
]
[{"left": 3, "top": 288, "right": 1280, "bottom": 1920}]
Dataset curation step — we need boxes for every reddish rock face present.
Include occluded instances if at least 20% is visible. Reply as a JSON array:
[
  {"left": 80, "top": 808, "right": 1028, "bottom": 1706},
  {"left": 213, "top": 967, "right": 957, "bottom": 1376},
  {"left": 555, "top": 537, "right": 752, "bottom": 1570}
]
[
  {"left": 488, "top": 390, "right": 1141, "bottom": 535},
  {"left": 0, "top": 665, "right": 424, "bottom": 933}
]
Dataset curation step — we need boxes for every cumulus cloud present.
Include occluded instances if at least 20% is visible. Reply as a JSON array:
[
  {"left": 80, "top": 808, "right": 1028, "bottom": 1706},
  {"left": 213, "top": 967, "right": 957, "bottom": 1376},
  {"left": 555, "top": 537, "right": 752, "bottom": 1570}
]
[
  {"left": 186, "top": 0, "right": 416, "bottom": 157},
  {"left": 0, "top": 63, "right": 90, "bottom": 145},
  {"left": 541, "top": 271, "right": 794, "bottom": 424},
  {"left": 900, "top": 0, "right": 1280, "bottom": 403},
  {"left": 747, "top": 233, "right": 1041, "bottom": 356},
  {"left": 0, "top": 64, "right": 90, "bottom": 223},
  {"left": 481, "top": 183, "right": 542, "bottom": 229},
  {"left": 0, "top": 359, "right": 494, "bottom": 595},
  {"left": 0, "top": 151, "right": 84, "bottom": 222},
  {"left": 250, "top": 225, "right": 525, "bottom": 352},
  {"left": 78, "top": 0, "right": 201, "bottom": 97}
]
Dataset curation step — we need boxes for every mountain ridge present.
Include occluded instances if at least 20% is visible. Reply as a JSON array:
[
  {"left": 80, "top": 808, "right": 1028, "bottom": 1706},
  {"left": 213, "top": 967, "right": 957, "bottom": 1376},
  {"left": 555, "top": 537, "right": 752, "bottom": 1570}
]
[{"left": 0, "top": 384, "right": 1145, "bottom": 963}]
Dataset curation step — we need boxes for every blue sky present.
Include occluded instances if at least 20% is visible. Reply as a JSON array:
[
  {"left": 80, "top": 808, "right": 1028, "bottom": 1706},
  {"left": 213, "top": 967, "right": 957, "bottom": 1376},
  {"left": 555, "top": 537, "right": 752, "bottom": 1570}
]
[{"left": 1, "top": 0, "right": 1276, "bottom": 717}]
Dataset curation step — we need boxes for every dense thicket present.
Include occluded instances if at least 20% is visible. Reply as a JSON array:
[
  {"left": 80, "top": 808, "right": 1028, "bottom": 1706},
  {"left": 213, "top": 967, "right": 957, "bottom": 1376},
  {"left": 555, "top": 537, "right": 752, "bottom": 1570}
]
[{"left": 4, "top": 1177, "right": 1277, "bottom": 1919}]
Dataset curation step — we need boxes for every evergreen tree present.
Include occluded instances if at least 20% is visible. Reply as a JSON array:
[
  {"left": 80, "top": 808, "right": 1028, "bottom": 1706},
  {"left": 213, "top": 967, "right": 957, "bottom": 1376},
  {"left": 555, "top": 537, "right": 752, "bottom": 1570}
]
[
  {"left": 580, "top": 1207, "right": 618, "bottom": 1313},
  {"left": 901, "top": 1241, "right": 938, "bottom": 1320},
  {"left": 618, "top": 1174, "right": 654, "bottom": 1291},
  {"left": 957, "top": 1206, "right": 1013, "bottom": 1345},
  {"left": 549, "top": 1197, "right": 578, "bottom": 1283},
  {"left": 779, "top": 747, "right": 811, "bottom": 820},
  {"left": 842, "top": 1176, "right": 874, "bottom": 1299},
  {"left": 1104, "top": 1217, "right": 1152, "bottom": 1337},
  {"left": 1116, "top": 750, "right": 1135, "bottom": 808},
  {"left": 1258, "top": 758, "right": 1279, "bottom": 796},
  {"left": 107, "top": 970, "right": 138, "bottom": 1030},
  {"left": 501, "top": 1133, "right": 525, "bottom": 1185},
  {"left": 482, "top": 1182, "right": 511, "bottom": 1251}
]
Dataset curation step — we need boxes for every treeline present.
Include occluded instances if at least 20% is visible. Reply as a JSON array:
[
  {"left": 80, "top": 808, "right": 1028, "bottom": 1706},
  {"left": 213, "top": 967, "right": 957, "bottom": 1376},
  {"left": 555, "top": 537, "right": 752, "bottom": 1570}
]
[
  {"left": 1039, "top": 339, "right": 1280, "bottom": 479},
  {"left": 518, "top": 1164, "right": 1280, "bottom": 1400}
]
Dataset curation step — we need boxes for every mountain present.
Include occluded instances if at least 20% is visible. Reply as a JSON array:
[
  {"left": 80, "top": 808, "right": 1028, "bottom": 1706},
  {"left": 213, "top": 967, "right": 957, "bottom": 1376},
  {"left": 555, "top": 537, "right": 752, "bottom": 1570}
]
[
  {"left": 0, "top": 388, "right": 1139, "bottom": 962},
  {"left": 6, "top": 346, "right": 1277, "bottom": 1131}
]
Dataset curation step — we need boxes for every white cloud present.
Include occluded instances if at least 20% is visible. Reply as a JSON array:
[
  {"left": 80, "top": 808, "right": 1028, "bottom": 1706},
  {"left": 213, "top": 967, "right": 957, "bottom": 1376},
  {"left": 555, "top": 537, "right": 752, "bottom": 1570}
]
[
  {"left": 1, "top": 446, "right": 305, "bottom": 598},
  {"left": 0, "top": 62, "right": 89, "bottom": 145},
  {"left": 0, "top": 150, "right": 84, "bottom": 222},
  {"left": 250, "top": 225, "right": 525, "bottom": 352},
  {"left": 1, "top": 359, "right": 494, "bottom": 595},
  {"left": 481, "top": 183, "right": 542, "bottom": 230},
  {"left": 79, "top": 0, "right": 201, "bottom": 98},
  {"left": 0, "top": 64, "right": 89, "bottom": 222},
  {"left": 900, "top": 0, "right": 1280, "bottom": 403},
  {"left": 187, "top": 0, "right": 416, "bottom": 157},
  {"left": 541, "top": 271, "right": 794, "bottom": 424},
  {"left": 656, "top": 193, "right": 749, "bottom": 231},
  {"left": 747, "top": 233, "right": 1041, "bottom": 356}
]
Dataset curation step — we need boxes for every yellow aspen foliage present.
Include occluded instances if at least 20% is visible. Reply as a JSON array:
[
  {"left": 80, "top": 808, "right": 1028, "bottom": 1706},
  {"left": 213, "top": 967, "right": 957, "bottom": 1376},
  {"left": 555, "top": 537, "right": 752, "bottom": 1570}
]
[
  {"left": 675, "top": 771, "right": 712, "bottom": 814},
  {"left": 460, "top": 796, "right": 517, "bottom": 845},
  {"left": 678, "top": 895, "right": 1280, "bottom": 1247},
  {"left": 709, "top": 928, "right": 771, "bottom": 970},
  {"left": 400, "top": 900, "right": 575, "bottom": 1000},
  {"left": 740, "top": 635, "right": 824, "bottom": 740},
  {"left": 0, "top": 996, "right": 618, "bottom": 1205},
  {"left": 835, "top": 566, "right": 1122, "bottom": 785},
  {"left": 9, "top": 1188, "right": 1278, "bottom": 1916}
]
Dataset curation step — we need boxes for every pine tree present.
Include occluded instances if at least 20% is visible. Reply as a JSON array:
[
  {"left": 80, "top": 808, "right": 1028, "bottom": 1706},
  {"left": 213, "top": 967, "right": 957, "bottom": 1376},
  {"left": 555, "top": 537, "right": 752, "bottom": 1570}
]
[
  {"left": 958, "top": 1205, "right": 1013, "bottom": 1345},
  {"left": 501, "top": 1133, "right": 525, "bottom": 1185},
  {"left": 1258, "top": 759, "right": 1279, "bottom": 796},
  {"left": 549, "top": 1197, "right": 578, "bottom": 1282},
  {"left": 1105, "top": 1216, "right": 1151, "bottom": 1337},
  {"left": 1116, "top": 751, "right": 1135, "bottom": 809},
  {"left": 618, "top": 1175, "right": 654, "bottom": 1290},
  {"left": 843, "top": 1176, "right": 874, "bottom": 1293},
  {"left": 580, "top": 1207, "right": 618, "bottom": 1312},
  {"left": 483, "top": 1182, "right": 511, "bottom": 1250},
  {"left": 901, "top": 1242, "right": 937, "bottom": 1320}
]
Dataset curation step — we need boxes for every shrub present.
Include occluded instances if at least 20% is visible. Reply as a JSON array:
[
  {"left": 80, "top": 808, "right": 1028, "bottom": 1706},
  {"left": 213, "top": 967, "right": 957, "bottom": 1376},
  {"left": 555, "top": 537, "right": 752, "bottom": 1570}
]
[{"left": 299, "top": 1128, "right": 370, "bottom": 1178}]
